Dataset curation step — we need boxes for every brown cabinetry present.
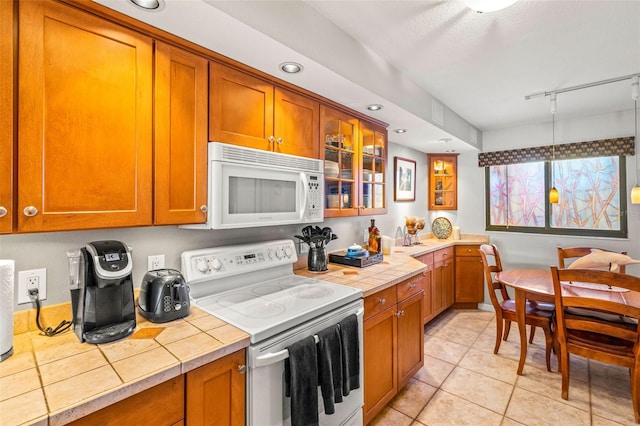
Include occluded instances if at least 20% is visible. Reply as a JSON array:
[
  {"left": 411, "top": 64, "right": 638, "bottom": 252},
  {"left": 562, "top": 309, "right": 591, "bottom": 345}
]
[
  {"left": 432, "top": 247, "right": 454, "bottom": 317},
  {"left": 209, "top": 62, "right": 319, "bottom": 158},
  {"left": 415, "top": 252, "right": 435, "bottom": 323},
  {"left": 454, "top": 245, "right": 484, "bottom": 306},
  {"left": 154, "top": 42, "right": 208, "bottom": 225},
  {"left": 428, "top": 154, "right": 458, "bottom": 210},
  {"left": 69, "top": 376, "right": 185, "bottom": 426},
  {"left": 0, "top": 0, "right": 14, "bottom": 234},
  {"left": 186, "top": 349, "right": 246, "bottom": 426},
  {"left": 322, "top": 105, "right": 387, "bottom": 217},
  {"left": 18, "top": 0, "right": 153, "bottom": 232},
  {"left": 363, "top": 275, "right": 424, "bottom": 423}
]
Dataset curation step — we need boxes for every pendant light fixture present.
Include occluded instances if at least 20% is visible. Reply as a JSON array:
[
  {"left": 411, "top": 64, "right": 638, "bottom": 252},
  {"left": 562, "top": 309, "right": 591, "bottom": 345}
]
[
  {"left": 631, "top": 75, "right": 640, "bottom": 204},
  {"left": 549, "top": 93, "right": 559, "bottom": 204}
]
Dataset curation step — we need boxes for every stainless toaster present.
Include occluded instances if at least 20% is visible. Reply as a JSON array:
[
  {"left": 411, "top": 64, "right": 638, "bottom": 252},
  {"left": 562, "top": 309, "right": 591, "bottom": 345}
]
[{"left": 138, "top": 269, "right": 190, "bottom": 323}]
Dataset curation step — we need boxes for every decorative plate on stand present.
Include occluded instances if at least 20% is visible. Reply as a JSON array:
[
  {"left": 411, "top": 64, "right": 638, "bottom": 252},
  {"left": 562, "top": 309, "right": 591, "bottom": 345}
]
[{"left": 432, "top": 217, "right": 452, "bottom": 239}]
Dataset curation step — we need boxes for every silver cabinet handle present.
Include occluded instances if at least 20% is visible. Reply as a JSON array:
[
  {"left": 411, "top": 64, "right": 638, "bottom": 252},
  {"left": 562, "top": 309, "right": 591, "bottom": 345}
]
[
  {"left": 0, "top": 206, "right": 6, "bottom": 218},
  {"left": 396, "top": 310, "right": 405, "bottom": 317},
  {"left": 409, "top": 283, "right": 417, "bottom": 289},
  {"left": 238, "top": 364, "right": 247, "bottom": 374},
  {"left": 23, "top": 206, "right": 38, "bottom": 217},
  {"left": 276, "top": 137, "right": 283, "bottom": 144},
  {"left": 200, "top": 205, "right": 208, "bottom": 213},
  {"left": 376, "top": 297, "right": 386, "bottom": 305},
  {"left": 268, "top": 136, "right": 275, "bottom": 143}
]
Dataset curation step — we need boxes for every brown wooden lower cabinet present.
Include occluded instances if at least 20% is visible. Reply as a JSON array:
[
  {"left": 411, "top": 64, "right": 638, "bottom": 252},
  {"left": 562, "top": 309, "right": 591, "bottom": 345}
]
[
  {"left": 432, "top": 247, "right": 454, "bottom": 317},
  {"left": 185, "top": 349, "right": 246, "bottom": 426},
  {"left": 363, "top": 274, "right": 425, "bottom": 424},
  {"left": 454, "top": 245, "right": 484, "bottom": 306},
  {"left": 68, "top": 376, "right": 185, "bottom": 426},
  {"left": 68, "top": 349, "right": 246, "bottom": 426}
]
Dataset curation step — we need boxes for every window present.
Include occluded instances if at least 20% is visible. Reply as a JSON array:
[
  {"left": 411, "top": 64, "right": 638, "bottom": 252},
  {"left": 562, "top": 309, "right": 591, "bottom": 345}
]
[{"left": 486, "top": 156, "right": 628, "bottom": 237}]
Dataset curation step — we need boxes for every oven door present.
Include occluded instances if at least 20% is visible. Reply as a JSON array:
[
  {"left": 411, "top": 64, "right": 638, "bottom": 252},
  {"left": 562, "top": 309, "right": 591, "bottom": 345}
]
[
  {"left": 210, "top": 160, "right": 311, "bottom": 229},
  {"left": 246, "top": 300, "right": 364, "bottom": 426}
]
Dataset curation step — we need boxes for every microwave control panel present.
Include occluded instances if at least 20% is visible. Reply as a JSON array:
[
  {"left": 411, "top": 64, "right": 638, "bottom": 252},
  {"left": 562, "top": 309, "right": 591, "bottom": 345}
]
[{"left": 305, "top": 174, "right": 323, "bottom": 221}]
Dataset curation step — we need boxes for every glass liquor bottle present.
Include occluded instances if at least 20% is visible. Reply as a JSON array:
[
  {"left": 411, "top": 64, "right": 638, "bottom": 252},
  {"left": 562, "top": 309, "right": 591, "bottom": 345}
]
[{"left": 368, "top": 218, "right": 381, "bottom": 253}]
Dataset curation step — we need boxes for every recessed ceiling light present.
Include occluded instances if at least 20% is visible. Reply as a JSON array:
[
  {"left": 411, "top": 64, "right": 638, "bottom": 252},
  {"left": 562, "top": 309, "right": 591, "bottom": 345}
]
[
  {"left": 394, "top": 129, "right": 407, "bottom": 134},
  {"left": 366, "top": 104, "right": 383, "bottom": 111},
  {"left": 438, "top": 138, "right": 451, "bottom": 144},
  {"left": 280, "top": 62, "right": 304, "bottom": 74},
  {"left": 130, "top": 0, "right": 164, "bottom": 10},
  {"left": 445, "top": 149, "right": 457, "bottom": 153}
]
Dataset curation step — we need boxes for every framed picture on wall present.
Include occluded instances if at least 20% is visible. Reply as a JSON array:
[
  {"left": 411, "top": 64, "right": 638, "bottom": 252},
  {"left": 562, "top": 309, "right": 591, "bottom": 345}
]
[{"left": 394, "top": 156, "right": 416, "bottom": 201}]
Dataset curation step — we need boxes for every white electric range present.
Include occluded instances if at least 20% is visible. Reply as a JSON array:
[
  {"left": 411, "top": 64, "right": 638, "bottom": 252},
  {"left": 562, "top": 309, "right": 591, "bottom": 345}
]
[{"left": 181, "top": 239, "right": 364, "bottom": 426}]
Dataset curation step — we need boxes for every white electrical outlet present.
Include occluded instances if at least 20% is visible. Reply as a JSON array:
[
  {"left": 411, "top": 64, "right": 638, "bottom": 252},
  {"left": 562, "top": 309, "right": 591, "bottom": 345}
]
[
  {"left": 298, "top": 242, "right": 309, "bottom": 255},
  {"left": 148, "top": 254, "right": 165, "bottom": 271},
  {"left": 18, "top": 268, "right": 47, "bottom": 304}
]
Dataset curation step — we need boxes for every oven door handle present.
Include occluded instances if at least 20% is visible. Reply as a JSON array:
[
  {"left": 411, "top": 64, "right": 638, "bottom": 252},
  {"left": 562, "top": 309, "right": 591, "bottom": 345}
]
[{"left": 254, "top": 308, "right": 364, "bottom": 368}]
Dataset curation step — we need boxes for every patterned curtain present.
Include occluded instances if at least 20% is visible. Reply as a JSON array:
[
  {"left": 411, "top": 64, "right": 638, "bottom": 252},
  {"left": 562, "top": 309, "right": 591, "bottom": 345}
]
[{"left": 478, "top": 136, "right": 635, "bottom": 167}]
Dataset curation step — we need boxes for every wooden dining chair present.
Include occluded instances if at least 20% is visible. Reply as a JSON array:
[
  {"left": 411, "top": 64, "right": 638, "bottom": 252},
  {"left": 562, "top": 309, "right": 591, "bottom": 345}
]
[
  {"left": 557, "top": 247, "right": 628, "bottom": 274},
  {"left": 550, "top": 266, "right": 640, "bottom": 422},
  {"left": 479, "top": 244, "right": 555, "bottom": 371}
]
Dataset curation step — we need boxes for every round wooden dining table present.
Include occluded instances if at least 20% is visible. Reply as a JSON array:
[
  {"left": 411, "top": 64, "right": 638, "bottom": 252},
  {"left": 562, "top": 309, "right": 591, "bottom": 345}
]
[{"left": 495, "top": 268, "right": 640, "bottom": 375}]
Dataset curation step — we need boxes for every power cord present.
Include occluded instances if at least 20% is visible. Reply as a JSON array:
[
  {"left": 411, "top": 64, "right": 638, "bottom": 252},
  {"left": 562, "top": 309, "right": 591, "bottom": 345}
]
[{"left": 28, "top": 288, "right": 72, "bottom": 337}]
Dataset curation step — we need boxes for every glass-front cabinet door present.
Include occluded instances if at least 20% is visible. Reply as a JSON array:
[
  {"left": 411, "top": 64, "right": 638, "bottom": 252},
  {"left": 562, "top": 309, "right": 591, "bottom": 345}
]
[
  {"left": 321, "top": 105, "right": 359, "bottom": 217},
  {"left": 360, "top": 121, "right": 387, "bottom": 214},
  {"left": 428, "top": 154, "right": 458, "bottom": 210},
  {"left": 321, "top": 105, "right": 388, "bottom": 217}
]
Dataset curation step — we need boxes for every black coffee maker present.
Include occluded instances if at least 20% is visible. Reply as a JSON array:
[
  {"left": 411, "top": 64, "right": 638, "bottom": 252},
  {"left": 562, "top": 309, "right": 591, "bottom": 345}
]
[{"left": 68, "top": 241, "right": 136, "bottom": 344}]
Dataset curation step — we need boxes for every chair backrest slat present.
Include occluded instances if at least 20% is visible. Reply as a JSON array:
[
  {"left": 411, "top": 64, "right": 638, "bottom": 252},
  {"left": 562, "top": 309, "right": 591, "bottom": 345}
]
[{"left": 480, "top": 244, "right": 508, "bottom": 310}]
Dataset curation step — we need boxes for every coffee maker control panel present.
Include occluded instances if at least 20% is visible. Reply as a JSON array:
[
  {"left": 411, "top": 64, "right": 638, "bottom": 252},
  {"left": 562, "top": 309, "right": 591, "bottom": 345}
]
[{"left": 86, "top": 240, "right": 133, "bottom": 279}]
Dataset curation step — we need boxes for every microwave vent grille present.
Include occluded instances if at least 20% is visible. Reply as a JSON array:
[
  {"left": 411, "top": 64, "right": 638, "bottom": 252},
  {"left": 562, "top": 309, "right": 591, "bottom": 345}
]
[{"left": 220, "top": 145, "right": 323, "bottom": 173}]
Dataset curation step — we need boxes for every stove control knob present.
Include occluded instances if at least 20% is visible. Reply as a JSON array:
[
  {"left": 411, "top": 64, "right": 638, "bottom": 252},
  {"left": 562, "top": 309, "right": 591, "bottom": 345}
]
[
  {"left": 283, "top": 246, "right": 292, "bottom": 258},
  {"left": 275, "top": 247, "right": 284, "bottom": 259},
  {"left": 267, "top": 249, "right": 274, "bottom": 260},
  {"left": 196, "top": 258, "right": 209, "bottom": 273},
  {"left": 211, "top": 258, "right": 222, "bottom": 271}
]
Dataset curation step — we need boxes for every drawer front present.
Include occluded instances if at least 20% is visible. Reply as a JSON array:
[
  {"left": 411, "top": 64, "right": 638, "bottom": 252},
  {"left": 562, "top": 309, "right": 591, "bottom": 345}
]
[
  {"left": 455, "top": 245, "right": 481, "bottom": 257},
  {"left": 364, "top": 285, "right": 397, "bottom": 320},
  {"left": 397, "top": 273, "right": 424, "bottom": 301},
  {"left": 415, "top": 252, "right": 434, "bottom": 266},
  {"left": 433, "top": 247, "right": 454, "bottom": 263}
]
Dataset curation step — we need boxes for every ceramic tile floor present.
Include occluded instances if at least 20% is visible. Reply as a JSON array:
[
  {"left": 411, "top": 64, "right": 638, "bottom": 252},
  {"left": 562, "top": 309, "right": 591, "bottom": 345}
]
[{"left": 370, "top": 309, "right": 638, "bottom": 426}]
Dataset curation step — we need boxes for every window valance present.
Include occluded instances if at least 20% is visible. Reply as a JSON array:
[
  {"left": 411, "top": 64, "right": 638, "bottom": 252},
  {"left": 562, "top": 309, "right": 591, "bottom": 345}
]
[{"left": 477, "top": 136, "right": 635, "bottom": 167}]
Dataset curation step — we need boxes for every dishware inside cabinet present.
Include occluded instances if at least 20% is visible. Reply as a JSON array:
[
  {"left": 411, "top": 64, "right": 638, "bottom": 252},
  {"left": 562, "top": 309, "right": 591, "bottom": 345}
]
[{"left": 428, "top": 154, "right": 458, "bottom": 210}]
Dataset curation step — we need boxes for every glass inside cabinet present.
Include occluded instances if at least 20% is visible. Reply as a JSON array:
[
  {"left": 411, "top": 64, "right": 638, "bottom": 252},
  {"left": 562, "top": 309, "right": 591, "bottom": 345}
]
[
  {"left": 323, "top": 108, "right": 357, "bottom": 213},
  {"left": 361, "top": 125, "right": 386, "bottom": 211},
  {"left": 428, "top": 154, "right": 458, "bottom": 210}
]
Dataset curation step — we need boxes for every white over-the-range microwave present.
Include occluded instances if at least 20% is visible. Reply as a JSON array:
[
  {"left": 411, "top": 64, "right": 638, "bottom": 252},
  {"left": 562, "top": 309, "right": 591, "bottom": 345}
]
[{"left": 181, "top": 142, "right": 324, "bottom": 230}]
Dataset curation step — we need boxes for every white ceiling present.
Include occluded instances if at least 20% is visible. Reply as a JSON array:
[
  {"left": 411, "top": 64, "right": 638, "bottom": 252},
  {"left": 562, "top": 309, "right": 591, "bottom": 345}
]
[{"left": 96, "top": 0, "right": 640, "bottom": 153}]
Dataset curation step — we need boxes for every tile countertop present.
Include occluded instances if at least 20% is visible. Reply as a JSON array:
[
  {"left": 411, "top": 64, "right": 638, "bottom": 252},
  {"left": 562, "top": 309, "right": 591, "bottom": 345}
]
[
  {"left": 0, "top": 306, "right": 249, "bottom": 426},
  {"left": 295, "top": 234, "right": 489, "bottom": 297},
  {"left": 1, "top": 234, "right": 487, "bottom": 426}
]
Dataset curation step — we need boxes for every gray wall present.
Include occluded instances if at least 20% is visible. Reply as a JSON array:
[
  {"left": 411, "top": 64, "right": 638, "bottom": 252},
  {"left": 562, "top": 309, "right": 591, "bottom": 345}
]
[
  {"left": 5, "top": 141, "right": 483, "bottom": 311},
  {"left": 481, "top": 108, "right": 640, "bottom": 275}
]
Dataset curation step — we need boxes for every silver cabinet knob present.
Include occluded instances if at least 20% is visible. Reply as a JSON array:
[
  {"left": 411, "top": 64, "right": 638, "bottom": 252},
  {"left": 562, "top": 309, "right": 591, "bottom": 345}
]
[
  {"left": 276, "top": 137, "right": 283, "bottom": 144},
  {"left": 0, "top": 206, "right": 6, "bottom": 218},
  {"left": 376, "top": 297, "right": 386, "bottom": 305},
  {"left": 200, "top": 205, "right": 208, "bottom": 213},
  {"left": 409, "top": 283, "right": 417, "bottom": 289},
  {"left": 23, "top": 206, "right": 38, "bottom": 217},
  {"left": 268, "top": 136, "right": 275, "bottom": 143},
  {"left": 238, "top": 364, "right": 247, "bottom": 374}
]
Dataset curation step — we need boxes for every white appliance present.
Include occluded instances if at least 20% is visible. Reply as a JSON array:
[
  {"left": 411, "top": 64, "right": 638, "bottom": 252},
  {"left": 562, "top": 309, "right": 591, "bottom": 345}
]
[
  {"left": 182, "top": 142, "right": 323, "bottom": 230},
  {"left": 181, "top": 240, "right": 364, "bottom": 426}
]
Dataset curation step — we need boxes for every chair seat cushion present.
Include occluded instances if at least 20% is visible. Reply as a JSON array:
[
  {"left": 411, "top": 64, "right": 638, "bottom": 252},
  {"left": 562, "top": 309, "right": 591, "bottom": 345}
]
[{"left": 501, "top": 299, "right": 554, "bottom": 318}]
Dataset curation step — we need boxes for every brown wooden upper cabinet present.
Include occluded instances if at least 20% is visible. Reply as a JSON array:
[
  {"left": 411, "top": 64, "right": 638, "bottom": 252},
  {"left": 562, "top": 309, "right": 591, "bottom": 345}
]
[
  {"left": 154, "top": 42, "right": 208, "bottom": 225},
  {"left": 322, "top": 105, "right": 387, "bottom": 217},
  {"left": 209, "top": 62, "right": 320, "bottom": 158},
  {"left": 0, "top": 0, "right": 14, "bottom": 234},
  {"left": 428, "top": 154, "right": 458, "bottom": 210},
  {"left": 17, "top": 0, "right": 153, "bottom": 232}
]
